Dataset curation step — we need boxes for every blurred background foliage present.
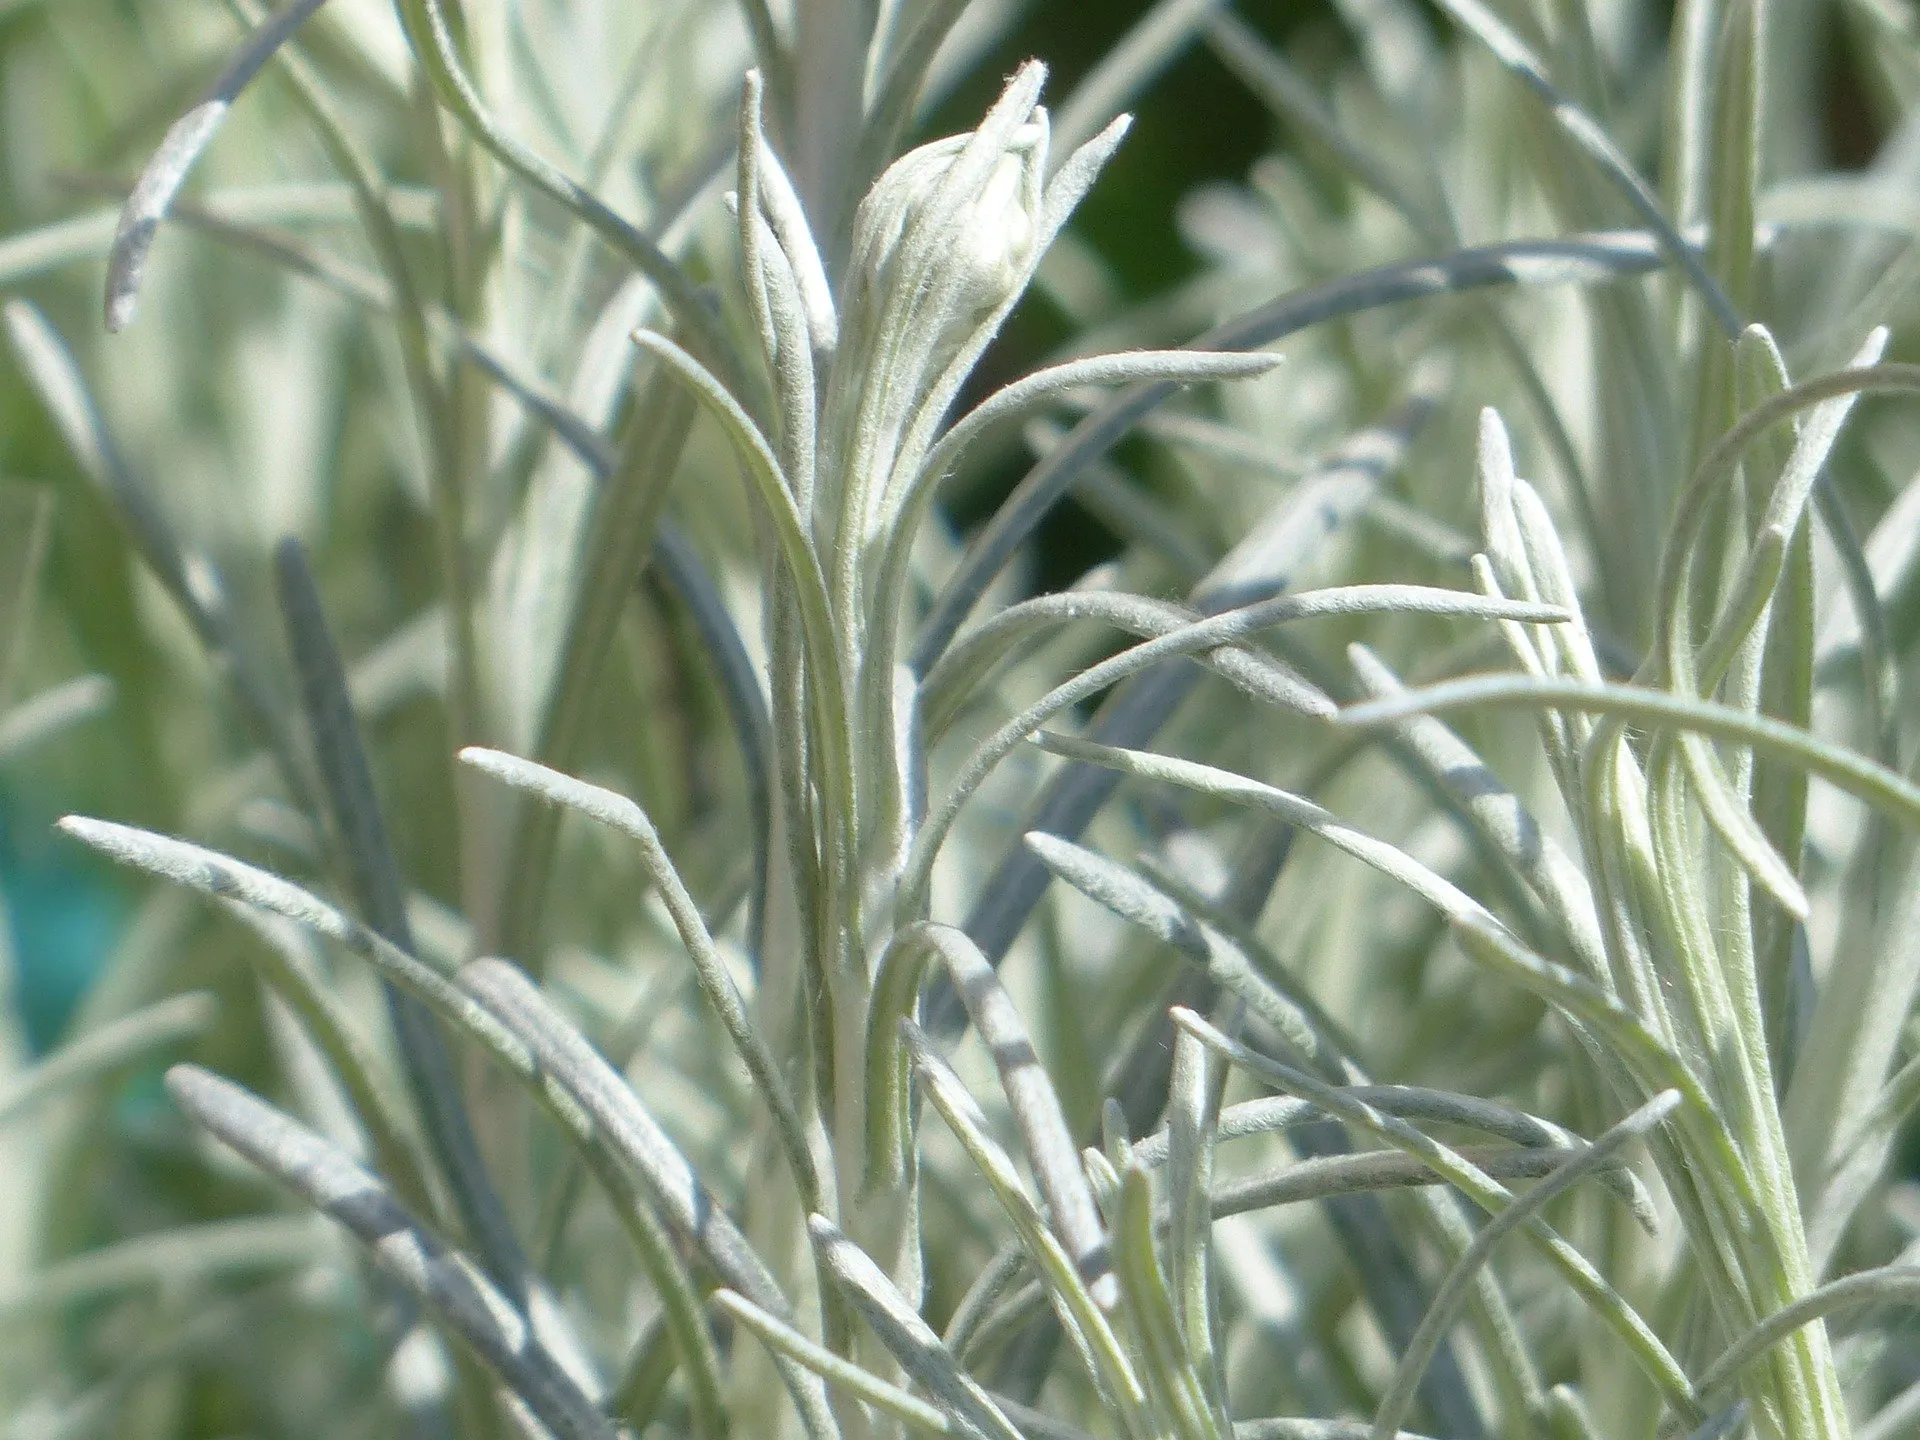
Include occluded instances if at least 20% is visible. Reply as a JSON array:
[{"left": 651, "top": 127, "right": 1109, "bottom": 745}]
[
  {"left": 0, "top": 0, "right": 1334, "bottom": 1072},
  {"left": 4, "top": 0, "right": 1920, "bottom": 1434},
  {"left": 0, "top": 0, "right": 1891, "bottom": 1051}
]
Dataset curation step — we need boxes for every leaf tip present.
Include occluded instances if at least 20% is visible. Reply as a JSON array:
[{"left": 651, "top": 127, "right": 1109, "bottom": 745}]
[
  {"left": 55, "top": 813, "right": 113, "bottom": 849},
  {"left": 103, "top": 223, "right": 158, "bottom": 334},
  {"left": 163, "top": 1060, "right": 218, "bottom": 1111},
  {"left": 457, "top": 745, "right": 516, "bottom": 780}
]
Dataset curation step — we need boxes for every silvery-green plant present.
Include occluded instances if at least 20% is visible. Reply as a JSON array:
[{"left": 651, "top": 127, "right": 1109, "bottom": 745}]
[{"left": 5, "top": 1, "right": 1920, "bottom": 1439}]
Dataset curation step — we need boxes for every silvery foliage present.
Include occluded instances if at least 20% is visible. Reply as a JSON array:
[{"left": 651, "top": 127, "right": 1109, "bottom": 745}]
[{"left": 5, "top": 2, "right": 1920, "bottom": 1440}]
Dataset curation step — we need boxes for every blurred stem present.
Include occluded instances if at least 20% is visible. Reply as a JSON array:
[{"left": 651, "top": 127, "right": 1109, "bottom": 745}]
[
  {"left": 492, "top": 370, "right": 699, "bottom": 968},
  {"left": 413, "top": 73, "right": 486, "bottom": 763},
  {"left": 442, "top": 77, "right": 525, "bottom": 1251},
  {"left": 792, "top": 0, "right": 877, "bottom": 267},
  {"left": 411, "top": 0, "right": 505, "bottom": 938}
]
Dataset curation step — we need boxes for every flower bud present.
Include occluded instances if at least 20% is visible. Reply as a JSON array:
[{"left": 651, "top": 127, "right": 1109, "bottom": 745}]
[
  {"left": 852, "top": 120, "right": 1045, "bottom": 343},
  {"left": 829, "top": 68, "right": 1052, "bottom": 549}
]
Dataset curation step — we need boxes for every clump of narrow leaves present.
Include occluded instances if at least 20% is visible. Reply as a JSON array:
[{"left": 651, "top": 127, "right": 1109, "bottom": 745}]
[{"left": 5, "top": 2, "right": 1920, "bottom": 1440}]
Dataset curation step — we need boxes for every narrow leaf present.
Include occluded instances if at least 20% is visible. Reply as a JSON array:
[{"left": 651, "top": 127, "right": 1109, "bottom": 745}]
[
  {"left": 809, "top": 1215, "right": 1027, "bottom": 1440},
  {"left": 165, "top": 1066, "right": 614, "bottom": 1440},
  {"left": 105, "top": 0, "right": 333, "bottom": 330}
]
